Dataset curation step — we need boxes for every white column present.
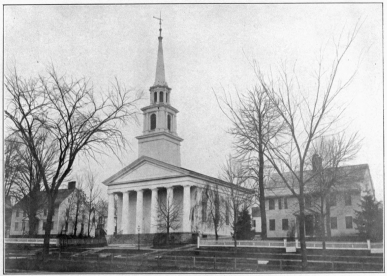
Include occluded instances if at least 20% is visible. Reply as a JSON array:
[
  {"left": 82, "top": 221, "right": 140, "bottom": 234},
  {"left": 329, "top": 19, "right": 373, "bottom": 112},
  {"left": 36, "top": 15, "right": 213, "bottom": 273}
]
[
  {"left": 196, "top": 187, "right": 203, "bottom": 234},
  {"left": 183, "top": 185, "right": 191, "bottom": 232},
  {"left": 116, "top": 193, "right": 123, "bottom": 233},
  {"left": 150, "top": 188, "right": 158, "bottom": 233},
  {"left": 136, "top": 189, "right": 144, "bottom": 232},
  {"left": 107, "top": 193, "right": 115, "bottom": 235},
  {"left": 122, "top": 191, "right": 130, "bottom": 234}
]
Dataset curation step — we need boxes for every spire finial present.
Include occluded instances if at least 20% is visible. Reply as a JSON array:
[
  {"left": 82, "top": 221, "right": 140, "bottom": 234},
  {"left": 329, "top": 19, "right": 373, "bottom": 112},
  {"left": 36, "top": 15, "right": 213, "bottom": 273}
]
[{"left": 153, "top": 12, "right": 163, "bottom": 38}]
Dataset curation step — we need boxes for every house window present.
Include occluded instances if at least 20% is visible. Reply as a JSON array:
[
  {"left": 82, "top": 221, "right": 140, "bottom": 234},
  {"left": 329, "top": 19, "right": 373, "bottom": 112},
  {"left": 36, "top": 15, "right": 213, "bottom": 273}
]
[
  {"left": 154, "top": 92, "right": 157, "bottom": 103},
  {"left": 344, "top": 194, "right": 352, "bottom": 206},
  {"left": 282, "top": 219, "right": 289, "bottom": 231},
  {"left": 167, "top": 115, "right": 171, "bottom": 131},
  {"left": 305, "top": 196, "right": 312, "bottom": 208},
  {"left": 202, "top": 200, "right": 207, "bottom": 222},
  {"left": 22, "top": 221, "right": 26, "bottom": 231},
  {"left": 252, "top": 220, "right": 256, "bottom": 227},
  {"left": 331, "top": 217, "right": 337, "bottom": 229},
  {"left": 330, "top": 194, "right": 337, "bottom": 206},
  {"left": 284, "top": 197, "right": 288, "bottom": 209},
  {"left": 160, "top": 92, "right": 164, "bottom": 102},
  {"left": 16, "top": 209, "right": 20, "bottom": 217},
  {"left": 278, "top": 198, "right": 282, "bottom": 210},
  {"left": 14, "top": 222, "right": 19, "bottom": 231},
  {"left": 269, "top": 219, "right": 275, "bottom": 231},
  {"left": 269, "top": 199, "right": 275, "bottom": 210},
  {"left": 150, "top": 114, "right": 156, "bottom": 130},
  {"left": 345, "top": 216, "right": 353, "bottom": 229}
]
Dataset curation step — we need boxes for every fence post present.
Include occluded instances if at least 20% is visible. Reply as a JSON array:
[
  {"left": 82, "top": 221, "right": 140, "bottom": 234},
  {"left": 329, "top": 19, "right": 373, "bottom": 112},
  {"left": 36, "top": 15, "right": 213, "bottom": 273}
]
[
  {"left": 296, "top": 239, "right": 299, "bottom": 248},
  {"left": 331, "top": 261, "right": 334, "bottom": 271},
  {"left": 367, "top": 240, "right": 371, "bottom": 250},
  {"left": 193, "top": 256, "right": 196, "bottom": 268},
  {"left": 111, "top": 253, "right": 113, "bottom": 263},
  {"left": 175, "top": 256, "right": 177, "bottom": 266},
  {"left": 280, "top": 259, "right": 282, "bottom": 270},
  {"left": 234, "top": 258, "right": 237, "bottom": 270},
  {"left": 214, "top": 256, "right": 216, "bottom": 269},
  {"left": 284, "top": 238, "right": 287, "bottom": 248},
  {"left": 197, "top": 236, "right": 200, "bottom": 249}
]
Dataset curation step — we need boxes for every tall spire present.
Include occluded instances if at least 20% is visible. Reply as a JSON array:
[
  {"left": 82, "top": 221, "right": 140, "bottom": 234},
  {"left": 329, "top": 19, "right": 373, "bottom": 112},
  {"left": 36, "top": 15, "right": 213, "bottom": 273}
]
[{"left": 153, "top": 13, "right": 168, "bottom": 87}]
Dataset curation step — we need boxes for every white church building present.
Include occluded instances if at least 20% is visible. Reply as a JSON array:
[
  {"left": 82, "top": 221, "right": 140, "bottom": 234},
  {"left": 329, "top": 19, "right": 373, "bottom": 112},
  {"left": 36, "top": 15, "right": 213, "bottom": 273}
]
[{"left": 102, "top": 22, "right": 252, "bottom": 245}]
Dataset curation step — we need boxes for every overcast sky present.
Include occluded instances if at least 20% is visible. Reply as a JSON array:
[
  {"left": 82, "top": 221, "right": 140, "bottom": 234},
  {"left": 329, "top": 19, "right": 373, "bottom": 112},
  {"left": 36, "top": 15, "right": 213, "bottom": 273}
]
[{"left": 4, "top": 4, "right": 383, "bottom": 200}]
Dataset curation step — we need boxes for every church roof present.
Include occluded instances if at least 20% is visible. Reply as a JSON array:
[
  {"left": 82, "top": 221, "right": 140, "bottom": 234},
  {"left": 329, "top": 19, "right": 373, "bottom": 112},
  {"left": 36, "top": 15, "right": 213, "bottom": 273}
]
[{"left": 102, "top": 156, "right": 253, "bottom": 194}]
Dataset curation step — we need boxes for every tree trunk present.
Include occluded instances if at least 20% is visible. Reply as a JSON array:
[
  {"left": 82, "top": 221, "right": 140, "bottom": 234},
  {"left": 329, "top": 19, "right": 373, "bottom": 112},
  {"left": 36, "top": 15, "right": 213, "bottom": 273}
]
[
  {"left": 87, "top": 211, "right": 91, "bottom": 237},
  {"left": 43, "top": 197, "right": 54, "bottom": 258},
  {"left": 325, "top": 196, "right": 331, "bottom": 238},
  {"left": 214, "top": 221, "right": 218, "bottom": 240},
  {"left": 73, "top": 200, "right": 80, "bottom": 236},
  {"left": 320, "top": 196, "right": 326, "bottom": 252},
  {"left": 298, "top": 194, "right": 308, "bottom": 270},
  {"left": 258, "top": 117, "right": 267, "bottom": 240},
  {"left": 28, "top": 215, "right": 39, "bottom": 237}
]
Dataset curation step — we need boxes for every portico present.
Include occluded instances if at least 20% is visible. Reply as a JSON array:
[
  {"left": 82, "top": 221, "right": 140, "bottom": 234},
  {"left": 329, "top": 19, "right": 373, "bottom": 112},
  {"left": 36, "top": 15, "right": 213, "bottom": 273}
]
[{"left": 107, "top": 183, "right": 194, "bottom": 235}]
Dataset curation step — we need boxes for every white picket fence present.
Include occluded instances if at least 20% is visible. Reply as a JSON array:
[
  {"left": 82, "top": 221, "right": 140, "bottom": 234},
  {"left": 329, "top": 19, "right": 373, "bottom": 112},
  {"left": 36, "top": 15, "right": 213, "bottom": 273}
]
[
  {"left": 198, "top": 237, "right": 383, "bottom": 253},
  {"left": 5, "top": 238, "right": 59, "bottom": 246}
]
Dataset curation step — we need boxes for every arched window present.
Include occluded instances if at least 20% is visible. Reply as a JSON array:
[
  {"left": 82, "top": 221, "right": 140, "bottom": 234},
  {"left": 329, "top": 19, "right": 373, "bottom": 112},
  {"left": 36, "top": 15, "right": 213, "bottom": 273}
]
[
  {"left": 167, "top": 115, "right": 172, "bottom": 131},
  {"left": 150, "top": 114, "right": 156, "bottom": 130},
  {"left": 154, "top": 92, "right": 157, "bottom": 103},
  {"left": 160, "top": 92, "right": 164, "bottom": 103}
]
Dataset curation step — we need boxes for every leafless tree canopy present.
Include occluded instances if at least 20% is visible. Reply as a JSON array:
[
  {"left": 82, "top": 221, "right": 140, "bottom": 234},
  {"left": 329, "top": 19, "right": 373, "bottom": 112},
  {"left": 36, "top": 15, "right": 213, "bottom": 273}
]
[
  {"left": 5, "top": 67, "right": 142, "bottom": 255},
  {"left": 156, "top": 192, "right": 182, "bottom": 245},
  {"left": 254, "top": 23, "right": 361, "bottom": 269}
]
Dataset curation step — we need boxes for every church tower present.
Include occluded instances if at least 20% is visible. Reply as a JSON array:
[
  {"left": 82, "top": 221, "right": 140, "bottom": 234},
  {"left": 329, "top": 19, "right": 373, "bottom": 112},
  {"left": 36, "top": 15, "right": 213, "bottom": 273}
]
[{"left": 136, "top": 20, "right": 183, "bottom": 166}]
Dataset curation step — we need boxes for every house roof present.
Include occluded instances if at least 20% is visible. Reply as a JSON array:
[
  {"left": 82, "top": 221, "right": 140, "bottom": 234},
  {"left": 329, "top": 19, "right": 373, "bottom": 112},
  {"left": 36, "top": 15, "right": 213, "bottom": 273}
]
[
  {"left": 264, "top": 164, "right": 373, "bottom": 198},
  {"left": 102, "top": 156, "right": 254, "bottom": 194},
  {"left": 13, "top": 188, "right": 76, "bottom": 209}
]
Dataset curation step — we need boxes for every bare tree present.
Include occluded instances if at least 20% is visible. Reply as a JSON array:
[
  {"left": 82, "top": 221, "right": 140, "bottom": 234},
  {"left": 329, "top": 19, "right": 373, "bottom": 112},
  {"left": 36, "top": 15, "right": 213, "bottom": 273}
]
[
  {"left": 5, "top": 136, "right": 23, "bottom": 199},
  {"left": 308, "top": 133, "right": 361, "bottom": 250},
  {"left": 5, "top": 134, "right": 55, "bottom": 237},
  {"left": 84, "top": 170, "right": 101, "bottom": 237},
  {"left": 155, "top": 191, "right": 182, "bottom": 246},
  {"left": 5, "top": 67, "right": 142, "bottom": 256},
  {"left": 256, "top": 24, "right": 361, "bottom": 269},
  {"left": 94, "top": 197, "right": 108, "bottom": 236},
  {"left": 203, "top": 183, "right": 225, "bottom": 240},
  {"left": 219, "top": 156, "right": 254, "bottom": 248},
  {"left": 216, "top": 87, "right": 283, "bottom": 239}
]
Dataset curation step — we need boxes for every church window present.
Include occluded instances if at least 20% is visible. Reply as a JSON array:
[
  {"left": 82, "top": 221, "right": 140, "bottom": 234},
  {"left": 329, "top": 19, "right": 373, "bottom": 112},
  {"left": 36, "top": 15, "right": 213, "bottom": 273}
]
[
  {"left": 150, "top": 114, "right": 156, "bottom": 130},
  {"left": 167, "top": 115, "right": 172, "bottom": 131},
  {"left": 160, "top": 92, "right": 164, "bottom": 102},
  {"left": 166, "top": 93, "right": 169, "bottom": 103},
  {"left": 154, "top": 92, "right": 157, "bottom": 103}
]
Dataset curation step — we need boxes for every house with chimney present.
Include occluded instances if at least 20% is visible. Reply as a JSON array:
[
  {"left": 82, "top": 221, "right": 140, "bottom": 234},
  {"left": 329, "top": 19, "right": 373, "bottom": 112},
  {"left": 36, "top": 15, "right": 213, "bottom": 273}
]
[
  {"left": 9, "top": 181, "right": 92, "bottom": 237},
  {"left": 252, "top": 163, "right": 374, "bottom": 239}
]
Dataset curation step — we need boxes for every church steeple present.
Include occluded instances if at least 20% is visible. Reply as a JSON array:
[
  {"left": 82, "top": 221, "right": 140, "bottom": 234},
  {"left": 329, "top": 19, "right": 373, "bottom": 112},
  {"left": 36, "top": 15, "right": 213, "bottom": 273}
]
[
  {"left": 154, "top": 15, "right": 167, "bottom": 87},
  {"left": 136, "top": 17, "right": 183, "bottom": 166}
]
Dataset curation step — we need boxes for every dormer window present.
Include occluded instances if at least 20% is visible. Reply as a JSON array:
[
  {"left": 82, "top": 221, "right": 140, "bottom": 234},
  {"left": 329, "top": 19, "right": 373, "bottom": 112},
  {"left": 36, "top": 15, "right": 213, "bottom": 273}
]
[
  {"left": 160, "top": 92, "right": 164, "bottom": 103},
  {"left": 154, "top": 92, "right": 157, "bottom": 103},
  {"left": 150, "top": 114, "right": 156, "bottom": 130}
]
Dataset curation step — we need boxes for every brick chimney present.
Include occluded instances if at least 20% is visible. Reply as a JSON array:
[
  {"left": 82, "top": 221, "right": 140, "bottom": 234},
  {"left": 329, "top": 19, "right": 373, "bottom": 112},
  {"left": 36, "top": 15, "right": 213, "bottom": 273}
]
[
  {"left": 312, "top": 154, "right": 322, "bottom": 171},
  {"left": 68, "top": 181, "right": 76, "bottom": 190}
]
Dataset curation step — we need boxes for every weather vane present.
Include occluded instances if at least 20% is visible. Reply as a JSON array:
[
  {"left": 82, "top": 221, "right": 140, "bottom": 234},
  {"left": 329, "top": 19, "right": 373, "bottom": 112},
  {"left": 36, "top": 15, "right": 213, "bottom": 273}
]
[{"left": 153, "top": 12, "right": 163, "bottom": 37}]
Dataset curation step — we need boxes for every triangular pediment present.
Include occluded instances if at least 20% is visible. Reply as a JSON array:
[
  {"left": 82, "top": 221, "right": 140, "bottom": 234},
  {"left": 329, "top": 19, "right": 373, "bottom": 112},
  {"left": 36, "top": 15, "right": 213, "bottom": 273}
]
[{"left": 109, "top": 158, "right": 184, "bottom": 184}]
